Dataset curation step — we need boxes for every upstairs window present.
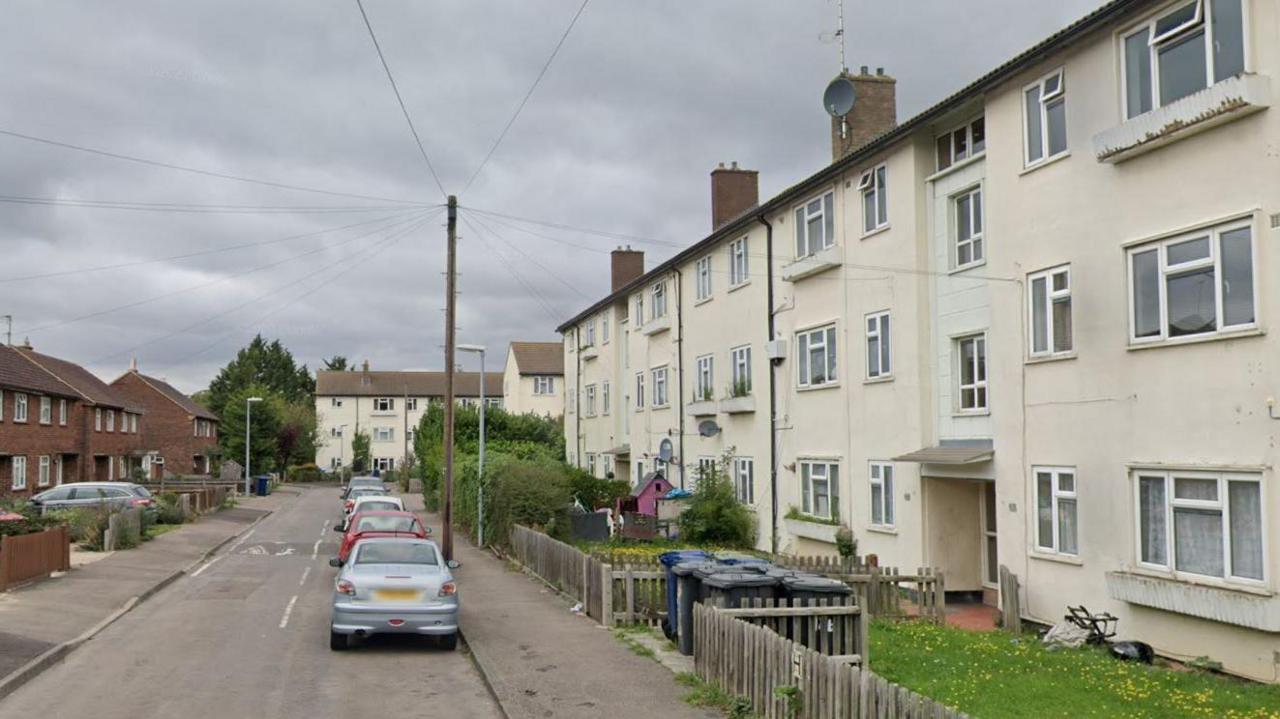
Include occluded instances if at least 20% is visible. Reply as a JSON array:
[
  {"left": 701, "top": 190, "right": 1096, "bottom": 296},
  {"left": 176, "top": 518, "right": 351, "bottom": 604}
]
[
  {"left": 601, "top": 311, "right": 610, "bottom": 344},
  {"left": 730, "top": 345, "right": 752, "bottom": 396},
  {"left": 695, "top": 256, "right": 713, "bottom": 301},
  {"left": 865, "top": 311, "right": 891, "bottom": 379},
  {"left": 14, "top": 393, "right": 28, "bottom": 423},
  {"left": 1029, "top": 266, "right": 1073, "bottom": 357},
  {"left": 106, "top": 409, "right": 114, "bottom": 432},
  {"left": 405, "top": 398, "right": 419, "bottom": 411},
  {"left": 58, "top": 399, "right": 67, "bottom": 426},
  {"left": 651, "top": 282, "right": 668, "bottom": 318},
  {"left": 634, "top": 294, "right": 644, "bottom": 325},
  {"left": 695, "top": 355, "right": 714, "bottom": 401},
  {"left": 858, "top": 164, "right": 888, "bottom": 233},
  {"left": 331, "top": 398, "right": 343, "bottom": 408},
  {"left": 534, "top": 376, "right": 555, "bottom": 395},
  {"left": 797, "top": 324, "right": 838, "bottom": 388},
  {"left": 794, "top": 191, "right": 835, "bottom": 258},
  {"left": 634, "top": 372, "right": 645, "bottom": 410},
  {"left": 373, "top": 427, "right": 394, "bottom": 442},
  {"left": 95, "top": 408, "right": 102, "bottom": 431},
  {"left": 729, "top": 237, "right": 749, "bottom": 286},
  {"left": 39, "top": 396, "right": 52, "bottom": 424},
  {"left": 584, "top": 384, "right": 597, "bottom": 417},
  {"left": 1123, "top": 0, "right": 1245, "bottom": 119},
  {"left": 956, "top": 334, "right": 988, "bottom": 412},
  {"left": 936, "top": 116, "right": 986, "bottom": 171},
  {"left": 373, "top": 397, "right": 395, "bottom": 412},
  {"left": 584, "top": 318, "right": 596, "bottom": 347},
  {"left": 1025, "top": 69, "right": 1067, "bottom": 166},
  {"left": 651, "top": 366, "right": 669, "bottom": 406},
  {"left": 602, "top": 380, "right": 611, "bottom": 415},
  {"left": 953, "top": 186, "right": 984, "bottom": 269}
]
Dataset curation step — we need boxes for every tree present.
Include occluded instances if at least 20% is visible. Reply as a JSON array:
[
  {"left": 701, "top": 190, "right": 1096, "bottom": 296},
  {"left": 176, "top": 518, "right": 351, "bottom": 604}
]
[
  {"left": 275, "top": 399, "right": 319, "bottom": 471},
  {"left": 678, "top": 448, "right": 756, "bottom": 547},
  {"left": 206, "top": 335, "right": 314, "bottom": 420},
  {"left": 322, "top": 355, "right": 350, "bottom": 371},
  {"left": 350, "top": 430, "right": 371, "bottom": 473},
  {"left": 219, "top": 385, "right": 283, "bottom": 475}
]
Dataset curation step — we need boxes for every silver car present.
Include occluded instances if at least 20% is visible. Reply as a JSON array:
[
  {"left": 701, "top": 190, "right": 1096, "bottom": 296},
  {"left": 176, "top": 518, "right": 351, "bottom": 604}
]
[
  {"left": 328, "top": 538, "right": 460, "bottom": 651},
  {"left": 341, "top": 476, "right": 384, "bottom": 499}
]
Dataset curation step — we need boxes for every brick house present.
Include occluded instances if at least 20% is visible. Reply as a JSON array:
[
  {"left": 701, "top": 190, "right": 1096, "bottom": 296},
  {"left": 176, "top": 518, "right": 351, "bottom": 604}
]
[
  {"left": 0, "top": 346, "right": 86, "bottom": 499},
  {"left": 111, "top": 365, "right": 219, "bottom": 477}
]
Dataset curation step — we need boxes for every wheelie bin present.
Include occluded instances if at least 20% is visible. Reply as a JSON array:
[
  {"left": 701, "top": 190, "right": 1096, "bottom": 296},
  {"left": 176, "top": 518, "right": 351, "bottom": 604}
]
[
  {"left": 672, "top": 560, "right": 721, "bottom": 656},
  {"left": 698, "top": 570, "right": 780, "bottom": 610},
  {"left": 779, "top": 574, "right": 854, "bottom": 652},
  {"left": 658, "top": 550, "right": 714, "bottom": 641}
]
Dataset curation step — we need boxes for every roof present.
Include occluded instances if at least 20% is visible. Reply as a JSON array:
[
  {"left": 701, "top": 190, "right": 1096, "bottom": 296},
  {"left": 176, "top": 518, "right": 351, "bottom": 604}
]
[
  {"left": 0, "top": 346, "right": 80, "bottom": 397},
  {"left": 316, "top": 370, "right": 505, "bottom": 397},
  {"left": 509, "top": 341, "right": 564, "bottom": 376},
  {"left": 120, "top": 371, "right": 219, "bottom": 421},
  {"left": 11, "top": 347, "right": 143, "bottom": 411},
  {"left": 894, "top": 440, "right": 994, "bottom": 465},
  {"left": 557, "top": 0, "right": 1148, "bottom": 333}
]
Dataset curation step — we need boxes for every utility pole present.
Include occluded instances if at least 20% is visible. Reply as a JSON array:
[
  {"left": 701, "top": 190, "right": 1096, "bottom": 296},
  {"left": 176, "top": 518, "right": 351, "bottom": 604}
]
[
  {"left": 1, "top": 315, "right": 11, "bottom": 346},
  {"left": 442, "top": 195, "right": 458, "bottom": 561}
]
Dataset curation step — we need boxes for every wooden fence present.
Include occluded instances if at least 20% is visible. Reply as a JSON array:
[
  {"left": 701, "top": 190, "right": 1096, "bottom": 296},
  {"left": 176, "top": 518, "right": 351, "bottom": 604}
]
[
  {"left": 694, "top": 603, "right": 969, "bottom": 719},
  {"left": 722, "top": 598, "right": 867, "bottom": 664},
  {"left": 775, "top": 560, "right": 946, "bottom": 624},
  {"left": 0, "top": 527, "right": 71, "bottom": 591},
  {"left": 998, "top": 565, "right": 1021, "bottom": 633}
]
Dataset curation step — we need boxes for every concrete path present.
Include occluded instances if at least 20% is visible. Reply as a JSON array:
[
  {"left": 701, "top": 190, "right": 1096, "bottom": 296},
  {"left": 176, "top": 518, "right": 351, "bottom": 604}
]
[{"left": 0, "top": 484, "right": 502, "bottom": 718}]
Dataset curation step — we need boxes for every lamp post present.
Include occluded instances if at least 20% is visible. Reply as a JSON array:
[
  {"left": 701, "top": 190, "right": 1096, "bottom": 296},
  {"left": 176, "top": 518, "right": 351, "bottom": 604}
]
[
  {"left": 244, "top": 396, "right": 263, "bottom": 495},
  {"left": 458, "top": 344, "right": 486, "bottom": 546},
  {"left": 337, "top": 423, "right": 348, "bottom": 472}
]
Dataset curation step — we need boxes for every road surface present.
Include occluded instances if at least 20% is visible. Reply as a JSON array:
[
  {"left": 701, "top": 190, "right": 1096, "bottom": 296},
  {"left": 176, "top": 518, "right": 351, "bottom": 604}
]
[{"left": 0, "top": 485, "right": 502, "bottom": 719}]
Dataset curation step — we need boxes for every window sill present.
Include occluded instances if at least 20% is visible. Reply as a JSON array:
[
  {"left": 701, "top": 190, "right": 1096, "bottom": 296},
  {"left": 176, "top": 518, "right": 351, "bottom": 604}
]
[
  {"left": 949, "top": 259, "right": 987, "bottom": 275},
  {"left": 925, "top": 152, "right": 986, "bottom": 183},
  {"left": 784, "top": 517, "right": 840, "bottom": 544},
  {"left": 370, "top": 411, "right": 397, "bottom": 417},
  {"left": 952, "top": 409, "right": 991, "bottom": 417},
  {"left": 865, "top": 525, "right": 897, "bottom": 536},
  {"left": 1127, "top": 327, "right": 1263, "bottom": 352},
  {"left": 686, "top": 400, "right": 717, "bottom": 417},
  {"left": 1025, "top": 351, "right": 1077, "bottom": 365},
  {"left": 650, "top": 403, "right": 671, "bottom": 411},
  {"left": 719, "top": 395, "right": 756, "bottom": 414},
  {"left": 580, "top": 346, "right": 599, "bottom": 361},
  {"left": 1029, "top": 551, "right": 1082, "bottom": 566},
  {"left": 693, "top": 296, "right": 713, "bottom": 307},
  {"left": 641, "top": 315, "right": 671, "bottom": 336},
  {"left": 727, "top": 280, "right": 752, "bottom": 294},
  {"left": 797, "top": 382, "right": 841, "bottom": 393},
  {"left": 782, "top": 245, "right": 843, "bottom": 282},
  {"left": 1019, "top": 151, "right": 1071, "bottom": 176},
  {"left": 860, "top": 224, "right": 891, "bottom": 241},
  {"left": 863, "top": 375, "right": 893, "bottom": 385}
]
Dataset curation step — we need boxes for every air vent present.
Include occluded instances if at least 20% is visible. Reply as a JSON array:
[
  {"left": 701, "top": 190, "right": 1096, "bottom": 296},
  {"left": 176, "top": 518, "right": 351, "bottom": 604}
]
[{"left": 1270, "top": 212, "right": 1280, "bottom": 230}]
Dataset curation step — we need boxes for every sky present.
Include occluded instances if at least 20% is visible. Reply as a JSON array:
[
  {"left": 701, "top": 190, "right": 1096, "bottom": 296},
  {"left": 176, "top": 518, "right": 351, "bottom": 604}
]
[{"left": 0, "top": 0, "right": 1104, "bottom": 393}]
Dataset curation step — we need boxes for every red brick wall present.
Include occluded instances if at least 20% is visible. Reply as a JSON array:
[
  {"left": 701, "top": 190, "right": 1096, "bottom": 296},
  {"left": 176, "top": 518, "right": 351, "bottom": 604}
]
[
  {"left": 0, "top": 391, "right": 86, "bottom": 499},
  {"left": 84, "top": 404, "right": 145, "bottom": 482},
  {"left": 111, "top": 373, "right": 218, "bottom": 476}
]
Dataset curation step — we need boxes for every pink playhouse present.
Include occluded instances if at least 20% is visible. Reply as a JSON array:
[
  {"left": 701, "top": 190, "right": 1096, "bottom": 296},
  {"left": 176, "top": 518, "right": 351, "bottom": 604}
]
[{"left": 617, "top": 471, "right": 672, "bottom": 517}]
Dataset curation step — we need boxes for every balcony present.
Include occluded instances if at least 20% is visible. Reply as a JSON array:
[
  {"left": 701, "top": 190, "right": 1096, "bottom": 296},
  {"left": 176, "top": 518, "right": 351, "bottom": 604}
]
[
  {"left": 719, "top": 395, "right": 756, "bottom": 414},
  {"left": 1093, "top": 74, "right": 1271, "bottom": 163},
  {"left": 781, "top": 245, "right": 843, "bottom": 282},
  {"left": 640, "top": 314, "right": 671, "bottom": 336},
  {"left": 1105, "top": 570, "right": 1280, "bottom": 631},
  {"left": 686, "top": 400, "right": 717, "bottom": 417},
  {"left": 580, "top": 345, "right": 599, "bottom": 361},
  {"left": 784, "top": 517, "right": 840, "bottom": 544}
]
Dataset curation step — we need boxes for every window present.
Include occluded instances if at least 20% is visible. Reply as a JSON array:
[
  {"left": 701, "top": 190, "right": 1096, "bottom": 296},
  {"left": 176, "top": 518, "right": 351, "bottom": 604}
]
[
  {"left": 38, "top": 396, "right": 51, "bottom": 424},
  {"left": 534, "top": 376, "right": 555, "bottom": 395},
  {"left": 601, "top": 311, "right": 610, "bottom": 344},
  {"left": 697, "top": 457, "right": 717, "bottom": 490},
  {"left": 695, "top": 256, "right": 713, "bottom": 301},
  {"left": 730, "top": 345, "right": 752, "bottom": 395},
  {"left": 794, "top": 191, "right": 835, "bottom": 258},
  {"left": 373, "top": 427, "right": 394, "bottom": 442},
  {"left": 14, "top": 393, "right": 28, "bottom": 423},
  {"left": 729, "top": 237, "right": 749, "bottom": 286},
  {"left": 106, "top": 409, "right": 114, "bottom": 432},
  {"left": 869, "top": 462, "right": 894, "bottom": 527},
  {"left": 0, "top": 390, "right": 3, "bottom": 420},
  {"left": 634, "top": 372, "right": 645, "bottom": 409},
  {"left": 651, "top": 282, "right": 668, "bottom": 319},
  {"left": 695, "top": 355, "right": 714, "bottom": 401},
  {"left": 95, "top": 408, "right": 101, "bottom": 431},
  {"left": 800, "top": 461, "right": 838, "bottom": 520},
  {"left": 1122, "top": 0, "right": 1245, "bottom": 119},
  {"left": 601, "top": 381, "right": 611, "bottom": 415},
  {"left": 55, "top": 456, "right": 63, "bottom": 485},
  {"left": 194, "top": 419, "right": 200, "bottom": 437},
  {"left": 858, "top": 164, "right": 888, "bottom": 233},
  {"left": 405, "top": 398, "right": 418, "bottom": 411},
  {"left": 131, "top": 414, "right": 138, "bottom": 433},
  {"left": 373, "top": 397, "right": 394, "bottom": 412},
  {"left": 1025, "top": 69, "right": 1067, "bottom": 166},
  {"left": 734, "top": 458, "right": 755, "bottom": 504},
  {"left": 330, "top": 427, "right": 342, "bottom": 438},
  {"left": 634, "top": 294, "right": 644, "bottom": 325},
  {"left": 374, "top": 457, "right": 395, "bottom": 472},
  {"left": 1136, "top": 470, "right": 1263, "bottom": 582},
  {"left": 12, "top": 456, "right": 27, "bottom": 490},
  {"left": 584, "top": 384, "right": 597, "bottom": 417},
  {"left": 587, "top": 453, "right": 597, "bottom": 476},
  {"left": 585, "top": 318, "right": 596, "bottom": 347},
  {"left": 651, "top": 367, "right": 669, "bottom": 406},
  {"left": 38, "top": 456, "right": 51, "bottom": 487},
  {"left": 330, "top": 398, "right": 343, "bottom": 408},
  {"left": 58, "top": 399, "right": 66, "bottom": 426},
  {"left": 865, "top": 312, "right": 891, "bottom": 379},
  {"left": 935, "top": 116, "right": 986, "bottom": 171},
  {"left": 797, "top": 324, "right": 838, "bottom": 388},
  {"left": 1130, "top": 222, "right": 1254, "bottom": 343},
  {"left": 1027, "top": 266, "right": 1073, "bottom": 356},
  {"left": 1035, "top": 467, "right": 1078, "bottom": 555},
  {"left": 953, "top": 187, "right": 984, "bottom": 268},
  {"left": 956, "top": 335, "right": 988, "bottom": 411}
]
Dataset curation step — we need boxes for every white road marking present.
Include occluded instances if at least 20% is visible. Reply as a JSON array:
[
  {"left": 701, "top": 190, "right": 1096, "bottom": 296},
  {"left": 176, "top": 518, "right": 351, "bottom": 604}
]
[
  {"left": 278, "top": 595, "right": 299, "bottom": 629},
  {"left": 245, "top": 545, "right": 268, "bottom": 556},
  {"left": 311, "top": 539, "right": 322, "bottom": 559},
  {"left": 276, "top": 547, "right": 296, "bottom": 556},
  {"left": 228, "top": 528, "right": 256, "bottom": 553},
  {"left": 319, "top": 519, "right": 329, "bottom": 537},
  {"left": 299, "top": 567, "right": 311, "bottom": 586},
  {"left": 190, "top": 554, "right": 224, "bottom": 577}
]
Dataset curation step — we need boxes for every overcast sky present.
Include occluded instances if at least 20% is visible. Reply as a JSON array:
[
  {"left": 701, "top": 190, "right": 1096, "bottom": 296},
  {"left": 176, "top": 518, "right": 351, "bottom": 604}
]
[{"left": 0, "top": 0, "right": 1103, "bottom": 393}]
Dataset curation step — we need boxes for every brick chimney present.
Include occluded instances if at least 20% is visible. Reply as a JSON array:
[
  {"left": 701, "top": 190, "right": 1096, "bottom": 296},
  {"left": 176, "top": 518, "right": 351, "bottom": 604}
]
[
  {"left": 831, "top": 66, "right": 897, "bottom": 161},
  {"left": 611, "top": 246, "right": 644, "bottom": 291},
  {"left": 710, "top": 161, "right": 759, "bottom": 230}
]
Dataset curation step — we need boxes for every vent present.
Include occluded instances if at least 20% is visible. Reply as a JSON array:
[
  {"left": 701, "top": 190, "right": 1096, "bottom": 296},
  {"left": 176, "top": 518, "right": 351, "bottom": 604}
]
[{"left": 1270, "top": 212, "right": 1280, "bottom": 230}]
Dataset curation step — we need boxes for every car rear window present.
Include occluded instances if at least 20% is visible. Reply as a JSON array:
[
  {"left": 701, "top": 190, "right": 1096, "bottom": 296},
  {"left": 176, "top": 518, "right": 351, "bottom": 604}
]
[
  {"left": 357, "top": 501, "right": 400, "bottom": 513},
  {"left": 354, "top": 543, "right": 438, "bottom": 566},
  {"left": 356, "top": 516, "right": 418, "bottom": 533},
  {"left": 131, "top": 487, "right": 153, "bottom": 498}
]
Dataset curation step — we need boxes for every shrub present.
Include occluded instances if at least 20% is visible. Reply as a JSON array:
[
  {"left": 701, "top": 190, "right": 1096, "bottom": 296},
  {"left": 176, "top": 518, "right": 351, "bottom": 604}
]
[
  {"left": 287, "top": 463, "right": 323, "bottom": 482},
  {"left": 155, "top": 493, "right": 187, "bottom": 525},
  {"left": 677, "top": 449, "right": 755, "bottom": 548}
]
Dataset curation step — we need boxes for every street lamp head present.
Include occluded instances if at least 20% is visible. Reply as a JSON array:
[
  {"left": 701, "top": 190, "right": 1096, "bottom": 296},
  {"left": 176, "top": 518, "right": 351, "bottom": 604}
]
[
  {"left": 457, "top": 344, "right": 486, "bottom": 354},
  {"left": 246, "top": 396, "right": 264, "bottom": 403}
]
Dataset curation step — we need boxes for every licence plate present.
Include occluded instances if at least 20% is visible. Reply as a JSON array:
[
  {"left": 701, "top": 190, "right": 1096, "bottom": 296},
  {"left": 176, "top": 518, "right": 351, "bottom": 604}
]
[{"left": 373, "top": 589, "right": 421, "bottom": 602}]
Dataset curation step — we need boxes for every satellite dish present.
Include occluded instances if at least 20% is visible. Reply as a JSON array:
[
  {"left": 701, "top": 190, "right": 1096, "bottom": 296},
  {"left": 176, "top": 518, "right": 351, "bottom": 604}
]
[
  {"left": 823, "top": 76, "right": 856, "bottom": 117},
  {"left": 698, "top": 420, "right": 721, "bottom": 438},
  {"left": 658, "top": 439, "right": 674, "bottom": 463}
]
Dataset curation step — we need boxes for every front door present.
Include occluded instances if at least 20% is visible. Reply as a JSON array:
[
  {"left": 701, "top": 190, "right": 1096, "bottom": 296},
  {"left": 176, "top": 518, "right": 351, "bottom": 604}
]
[{"left": 980, "top": 482, "right": 999, "bottom": 604}]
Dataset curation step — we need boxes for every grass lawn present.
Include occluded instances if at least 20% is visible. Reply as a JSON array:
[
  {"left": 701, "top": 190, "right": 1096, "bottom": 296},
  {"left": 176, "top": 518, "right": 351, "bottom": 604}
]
[{"left": 870, "top": 620, "right": 1280, "bottom": 719}]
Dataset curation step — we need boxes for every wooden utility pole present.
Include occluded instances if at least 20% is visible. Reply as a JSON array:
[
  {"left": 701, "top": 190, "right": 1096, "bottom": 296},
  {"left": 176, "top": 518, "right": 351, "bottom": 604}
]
[{"left": 442, "top": 195, "right": 458, "bottom": 561}]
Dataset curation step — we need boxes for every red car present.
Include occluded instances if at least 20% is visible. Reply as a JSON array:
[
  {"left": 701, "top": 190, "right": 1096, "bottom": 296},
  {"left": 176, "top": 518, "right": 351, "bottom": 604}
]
[{"left": 335, "top": 510, "right": 429, "bottom": 564}]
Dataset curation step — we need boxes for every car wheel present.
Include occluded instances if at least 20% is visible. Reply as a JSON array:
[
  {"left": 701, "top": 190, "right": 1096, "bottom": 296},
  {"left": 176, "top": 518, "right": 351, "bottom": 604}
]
[
  {"left": 436, "top": 632, "right": 458, "bottom": 651},
  {"left": 329, "top": 630, "right": 349, "bottom": 651}
]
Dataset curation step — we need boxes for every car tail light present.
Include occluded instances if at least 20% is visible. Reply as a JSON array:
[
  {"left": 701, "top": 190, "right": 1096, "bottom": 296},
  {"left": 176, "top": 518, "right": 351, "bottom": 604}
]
[
  {"left": 344, "top": 500, "right": 354, "bottom": 511},
  {"left": 336, "top": 579, "right": 357, "bottom": 596},
  {"left": 130, "top": 498, "right": 152, "bottom": 507},
  {"left": 438, "top": 582, "right": 456, "bottom": 597}
]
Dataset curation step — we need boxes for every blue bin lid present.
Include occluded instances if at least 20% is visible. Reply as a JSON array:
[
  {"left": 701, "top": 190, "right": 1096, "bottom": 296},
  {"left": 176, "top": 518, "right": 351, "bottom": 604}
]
[
  {"left": 700, "top": 571, "right": 780, "bottom": 589},
  {"left": 714, "top": 551, "right": 770, "bottom": 565},
  {"left": 659, "top": 550, "right": 714, "bottom": 567}
]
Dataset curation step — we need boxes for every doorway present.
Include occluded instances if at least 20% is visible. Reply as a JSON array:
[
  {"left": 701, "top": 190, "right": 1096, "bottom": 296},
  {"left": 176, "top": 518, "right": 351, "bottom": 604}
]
[{"left": 980, "top": 481, "right": 998, "bottom": 605}]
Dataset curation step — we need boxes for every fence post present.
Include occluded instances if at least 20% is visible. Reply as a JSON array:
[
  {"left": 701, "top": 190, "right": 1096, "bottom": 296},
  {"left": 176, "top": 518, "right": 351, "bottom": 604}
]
[
  {"left": 601, "top": 562, "right": 614, "bottom": 627},
  {"left": 999, "top": 564, "right": 1021, "bottom": 634}
]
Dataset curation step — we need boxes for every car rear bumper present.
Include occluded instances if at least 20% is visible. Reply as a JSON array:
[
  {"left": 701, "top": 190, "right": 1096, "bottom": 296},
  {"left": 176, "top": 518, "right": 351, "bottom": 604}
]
[{"left": 331, "top": 602, "right": 459, "bottom": 636}]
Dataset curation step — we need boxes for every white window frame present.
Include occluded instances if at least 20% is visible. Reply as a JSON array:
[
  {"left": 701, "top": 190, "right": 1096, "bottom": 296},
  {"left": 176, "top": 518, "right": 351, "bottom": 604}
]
[
  {"left": 106, "top": 409, "right": 115, "bottom": 432},
  {"left": 38, "top": 455, "right": 51, "bottom": 487},
  {"left": 0, "top": 389, "right": 4, "bottom": 420},
  {"left": 935, "top": 116, "right": 986, "bottom": 171},
  {"left": 869, "top": 461, "right": 894, "bottom": 527},
  {"left": 794, "top": 190, "right": 835, "bottom": 258},
  {"left": 94, "top": 408, "right": 102, "bottom": 431},
  {"left": 1133, "top": 469, "right": 1266, "bottom": 585},
  {"left": 956, "top": 334, "right": 988, "bottom": 413},
  {"left": 55, "top": 456, "right": 63, "bottom": 485},
  {"left": 1023, "top": 68, "right": 1068, "bottom": 167},
  {"left": 865, "top": 311, "right": 891, "bottom": 379},
  {"left": 14, "top": 393, "right": 28, "bottom": 423},
  {"left": 534, "top": 376, "right": 555, "bottom": 395},
  {"left": 634, "top": 294, "right": 644, "bottom": 325},
  {"left": 331, "top": 397, "right": 343, "bottom": 408},
  {"left": 695, "top": 355, "right": 714, "bottom": 401},
  {"left": 373, "top": 427, "right": 394, "bottom": 442},
  {"left": 601, "top": 380, "right": 611, "bottom": 415},
  {"left": 39, "top": 396, "right": 52, "bottom": 425},
  {"left": 585, "top": 318, "right": 596, "bottom": 347},
  {"left": 796, "top": 324, "right": 838, "bottom": 388},
  {"left": 405, "top": 398, "right": 419, "bottom": 411},
  {"left": 601, "top": 311, "right": 610, "bottom": 344},
  {"left": 734, "top": 457, "right": 755, "bottom": 504},
  {"left": 953, "top": 186, "right": 984, "bottom": 270},
  {"left": 12, "top": 456, "right": 27, "bottom": 490},
  {"left": 584, "top": 384, "right": 597, "bottom": 417},
  {"left": 730, "top": 345, "right": 752, "bottom": 395},
  {"left": 373, "top": 397, "right": 394, "bottom": 412},
  {"left": 695, "top": 256, "right": 713, "bottom": 301},
  {"left": 799, "top": 460, "right": 838, "bottom": 520},
  {"left": 586, "top": 453, "right": 597, "bottom": 476},
  {"left": 131, "top": 414, "right": 138, "bottom": 434},
  {"left": 651, "top": 366, "right": 669, "bottom": 407},
  {"left": 374, "top": 457, "right": 395, "bottom": 472},
  {"left": 729, "top": 237, "right": 749, "bottom": 286},
  {"left": 1028, "top": 265, "right": 1073, "bottom": 357},
  {"left": 857, "top": 164, "right": 888, "bottom": 234},
  {"left": 634, "top": 372, "right": 645, "bottom": 410},
  {"left": 651, "top": 282, "right": 668, "bottom": 319},
  {"left": 1034, "top": 466, "right": 1078, "bottom": 555}
]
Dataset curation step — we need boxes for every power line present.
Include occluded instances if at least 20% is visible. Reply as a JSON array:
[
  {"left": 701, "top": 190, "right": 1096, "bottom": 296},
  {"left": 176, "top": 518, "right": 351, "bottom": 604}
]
[
  {"left": 465, "top": 210, "right": 590, "bottom": 299},
  {"left": 354, "top": 0, "right": 448, "bottom": 198},
  {"left": 465, "top": 205, "right": 683, "bottom": 248},
  {"left": 461, "top": 0, "right": 591, "bottom": 194},
  {"left": 89, "top": 208, "right": 441, "bottom": 366},
  {"left": 22, "top": 211, "right": 430, "bottom": 335},
  {"left": 0, "top": 194, "right": 426, "bottom": 214},
  {"left": 0, "top": 210, "right": 419, "bottom": 284},
  {"left": 460, "top": 215, "right": 562, "bottom": 323},
  {"left": 0, "top": 127, "right": 424, "bottom": 206}
]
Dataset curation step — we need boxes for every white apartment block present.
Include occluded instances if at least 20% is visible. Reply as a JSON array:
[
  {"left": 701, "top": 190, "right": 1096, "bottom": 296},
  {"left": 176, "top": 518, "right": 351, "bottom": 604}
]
[
  {"left": 560, "top": 0, "right": 1280, "bottom": 681},
  {"left": 502, "top": 341, "right": 565, "bottom": 418}
]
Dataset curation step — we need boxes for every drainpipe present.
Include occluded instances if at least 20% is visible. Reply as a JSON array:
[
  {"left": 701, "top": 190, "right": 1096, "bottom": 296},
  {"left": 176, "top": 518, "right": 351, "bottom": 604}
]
[
  {"left": 673, "top": 268, "right": 686, "bottom": 490},
  {"left": 757, "top": 213, "right": 779, "bottom": 555},
  {"left": 575, "top": 334, "right": 583, "bottom": 467}
]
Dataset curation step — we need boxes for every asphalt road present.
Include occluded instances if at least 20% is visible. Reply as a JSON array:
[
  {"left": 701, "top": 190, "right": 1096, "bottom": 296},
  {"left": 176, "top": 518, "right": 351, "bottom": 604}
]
[{"left": 0, "top": 486, "right": 502, "bottom": 719}]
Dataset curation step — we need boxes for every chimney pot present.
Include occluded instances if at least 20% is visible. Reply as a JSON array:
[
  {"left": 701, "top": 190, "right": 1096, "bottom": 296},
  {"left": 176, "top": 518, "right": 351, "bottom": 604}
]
[
  {"left": 831, "top": 67, "right": 897, "bottom": 161},
  {"left": 876, "top": 67, "right": 885, "bottom": 76},
  {"left": 362, "top": 359, "right": 369, "bottom": 372},
  {"left": 860, "top": 65, "right": 869, "bottom": 75},
  {"left": 710, "top": 163, "right": 759, "bottom": 230}
]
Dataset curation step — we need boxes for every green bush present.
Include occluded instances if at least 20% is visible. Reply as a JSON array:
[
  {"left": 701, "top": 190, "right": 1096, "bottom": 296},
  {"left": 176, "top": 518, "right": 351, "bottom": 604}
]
[
  {"left": 287, "top": 463, "right": 323, "bottom": 482},
  {"left": 677, "top": 450, "right": 755, "bottom": 548},
  {"left": 155, "top": 493, "right": 187, "bottom": 525}
]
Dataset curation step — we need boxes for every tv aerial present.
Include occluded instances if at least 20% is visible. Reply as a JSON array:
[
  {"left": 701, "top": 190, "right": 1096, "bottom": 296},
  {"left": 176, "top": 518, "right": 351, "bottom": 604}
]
[{"left": 821, "top": 0, "right": 855, "bottom": 138}]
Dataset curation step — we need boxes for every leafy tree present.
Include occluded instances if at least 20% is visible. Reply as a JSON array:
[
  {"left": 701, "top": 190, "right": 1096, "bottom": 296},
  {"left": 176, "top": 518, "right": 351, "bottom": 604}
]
[
  {"left": 219, "top": 385, "right": 283, "bottom": 475},
  {"left": 206, "top": 335, "right": 314, "bottom": 420},
  {"left": 322, "top": 355, "right": 350, "bottom": 371},
  {"left": 678, "top": 448, "right": 756, "bottom": 547},
  {"left": 274, "top": 399, "right": 319, "bottom": 472},
  {"left": 350, "top": 430, "right": 371, "bottom": 473}
]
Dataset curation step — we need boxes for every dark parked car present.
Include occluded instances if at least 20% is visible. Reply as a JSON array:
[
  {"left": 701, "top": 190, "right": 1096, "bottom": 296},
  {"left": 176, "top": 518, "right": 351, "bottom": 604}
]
[{"left": 31, "top": 482, "right": 157, "bottom": 517}]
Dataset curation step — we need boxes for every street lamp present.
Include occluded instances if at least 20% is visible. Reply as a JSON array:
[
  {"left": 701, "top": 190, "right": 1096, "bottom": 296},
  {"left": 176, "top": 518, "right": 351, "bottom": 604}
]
[
  {"left": 457, "top": 344, "right": 486, "bottom": 546},
  {"left": 244, "top": 396, "right": 263, "bottom": 496},
  {"left": 337, "top": 423, "right": 348, "bottom": 472}
]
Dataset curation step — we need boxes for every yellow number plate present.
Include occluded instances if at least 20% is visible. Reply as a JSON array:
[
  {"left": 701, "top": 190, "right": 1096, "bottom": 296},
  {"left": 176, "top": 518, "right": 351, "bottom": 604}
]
[{"left": 373, "top": 589, "right": 420, "bottom": 602}]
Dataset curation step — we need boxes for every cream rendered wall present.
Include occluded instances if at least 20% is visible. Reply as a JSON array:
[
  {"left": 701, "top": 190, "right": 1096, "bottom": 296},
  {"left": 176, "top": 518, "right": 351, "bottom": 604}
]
[
  {"left": 314, "top": 394, "right": 420, "bottom": 470},
  {"left": 629, "top": 272, "right": 684, "bottom": 488},
  {"left": 502, "top": 349, "right": 561, "bottom": 417},
  {"left": 981, "top": 0, "right": 1280, "bottom": 681},
  {"left": 567, "top": 305, "right": 624, "bottom": 477}
]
